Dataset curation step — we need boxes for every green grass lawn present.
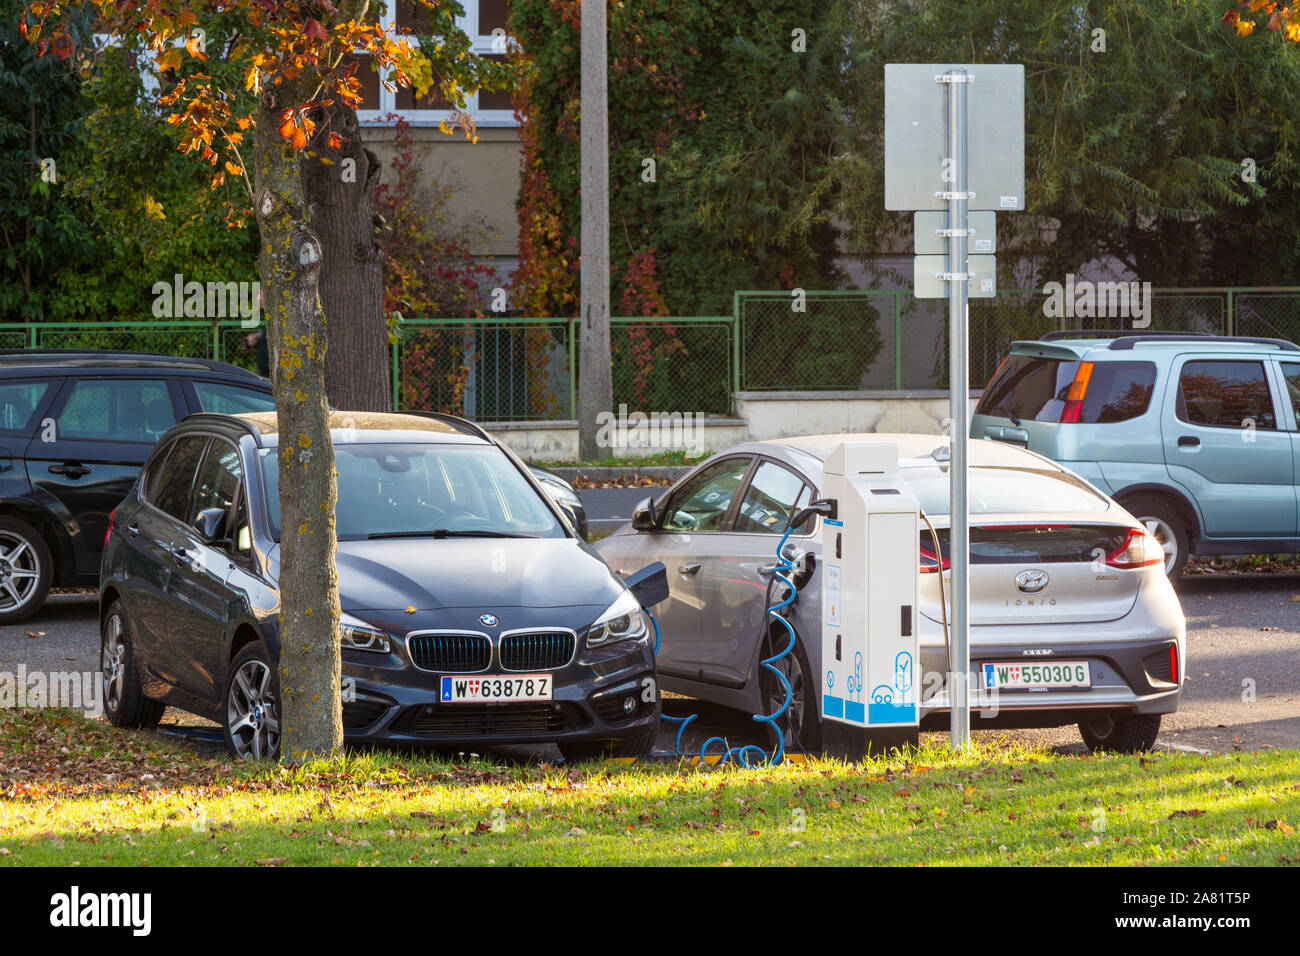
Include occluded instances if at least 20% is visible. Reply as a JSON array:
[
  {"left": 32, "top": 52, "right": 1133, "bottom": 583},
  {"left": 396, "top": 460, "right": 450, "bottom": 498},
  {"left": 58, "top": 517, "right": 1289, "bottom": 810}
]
[{"left": 1, "top": 709, "right": 1296, "bottom": 866}]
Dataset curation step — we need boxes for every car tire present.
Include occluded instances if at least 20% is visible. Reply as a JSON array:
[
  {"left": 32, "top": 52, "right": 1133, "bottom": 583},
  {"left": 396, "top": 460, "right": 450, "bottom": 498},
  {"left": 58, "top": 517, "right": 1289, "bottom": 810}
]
[
  {"left": 760, "top": 627, "right": 822, "bottom": 755},
  {"left": 101, "top": 600, "right": 165, "bottom": 729},
  {"left": 222, "top": 643, "right": 282, "bottom": 761},
  {"left": 559, "top": 724, "right": 656, "bottom": 764},
  {"left": 1123, "top": 496, "right": 1189, "bottom": 580},
  {"left": 0, "top": 516, "right": 53, "bottom": 625},
  {"left": 1078, "top": 712, "right": 1161, "bottom": 754}
]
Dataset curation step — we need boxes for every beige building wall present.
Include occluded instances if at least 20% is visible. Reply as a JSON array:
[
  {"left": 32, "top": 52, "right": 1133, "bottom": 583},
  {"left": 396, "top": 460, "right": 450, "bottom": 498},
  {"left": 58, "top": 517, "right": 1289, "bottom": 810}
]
[{"left": 362, "top": 124, "right": 523, "bottom": 262}]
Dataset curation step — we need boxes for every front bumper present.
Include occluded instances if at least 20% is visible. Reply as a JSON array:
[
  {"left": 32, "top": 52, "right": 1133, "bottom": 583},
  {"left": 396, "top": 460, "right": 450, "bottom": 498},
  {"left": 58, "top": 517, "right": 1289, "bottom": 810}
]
[{"left": 338, "top": 636, "right": 658, "bottom": 748}]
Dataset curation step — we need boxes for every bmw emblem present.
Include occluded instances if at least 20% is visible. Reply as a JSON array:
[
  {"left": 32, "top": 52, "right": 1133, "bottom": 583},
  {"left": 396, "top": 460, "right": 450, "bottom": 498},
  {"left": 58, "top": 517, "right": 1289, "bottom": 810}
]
[{"left": 479, "top": 613, "right": 499, "bottom": 627}]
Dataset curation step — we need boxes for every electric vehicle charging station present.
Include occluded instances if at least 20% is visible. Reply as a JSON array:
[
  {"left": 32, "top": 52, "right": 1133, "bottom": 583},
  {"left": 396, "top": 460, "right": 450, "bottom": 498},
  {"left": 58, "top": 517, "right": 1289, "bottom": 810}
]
[{"left": 819, "top": 441, "right": 921, "bottom": 759}]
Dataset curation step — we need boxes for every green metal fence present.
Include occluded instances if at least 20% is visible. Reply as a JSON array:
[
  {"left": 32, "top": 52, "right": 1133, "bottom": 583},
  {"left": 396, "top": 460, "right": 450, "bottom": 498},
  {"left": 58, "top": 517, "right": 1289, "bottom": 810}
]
[{"left": 3, "top": 288, "right": 1298, "bottom": 420}]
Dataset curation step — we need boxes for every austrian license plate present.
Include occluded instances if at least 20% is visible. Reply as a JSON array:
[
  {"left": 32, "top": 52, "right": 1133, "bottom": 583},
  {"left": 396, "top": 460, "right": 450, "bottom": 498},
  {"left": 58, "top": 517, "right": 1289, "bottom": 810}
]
[
  {"left": 983, "top": 661, "right": 1091, "bottom": 690},
  {"left": 440, "top": 674, "right": 553, "bottom": 703}
]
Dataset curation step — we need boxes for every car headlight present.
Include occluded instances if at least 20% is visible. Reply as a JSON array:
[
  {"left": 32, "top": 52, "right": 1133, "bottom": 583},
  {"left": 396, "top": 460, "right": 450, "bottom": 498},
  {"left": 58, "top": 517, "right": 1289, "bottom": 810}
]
[
  {"left": 339, "top": 612, "right": 391, "bottom": 654},
  {"left": 587, "top": 590, "right": 648, "bottom": 647}
]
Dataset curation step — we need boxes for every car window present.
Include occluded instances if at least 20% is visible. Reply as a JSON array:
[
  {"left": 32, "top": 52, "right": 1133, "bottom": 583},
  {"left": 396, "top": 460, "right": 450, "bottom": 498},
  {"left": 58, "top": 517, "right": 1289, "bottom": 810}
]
[
  {"left": 733, "top": 460, "right": 812, "bottom": 534},
  {"left": 193, "top": 380, "right": 275, "bottom": 415},
  {"left": 1281, "top": 363, "right": 1300, "bottom": 423},
  {"left": 151, "top": 436, "right": 208, "bottom": 520},
  {"left": 0, "top": 380, "right": 52, "bottom": 434},
  {"left": 56, "top": 378, "right": 175, "bottom": 442},
  {"left": 1177, "top": 360, "right": 1277, "bottom": 430},
  {"left": 260, "top": 442, "right": 565, "bottom": 541},
  {"left": 194, "top": 440, "right": 242, "bottom": 529},
  {"left": 977, "top": 356, "right": 1156, "bottom": 424},
  {"left": 901, "top": 464, "right": 1110, "bottom": 518},
  {"left": 660, "top": 457, "right": 752, "bottom": 532}
]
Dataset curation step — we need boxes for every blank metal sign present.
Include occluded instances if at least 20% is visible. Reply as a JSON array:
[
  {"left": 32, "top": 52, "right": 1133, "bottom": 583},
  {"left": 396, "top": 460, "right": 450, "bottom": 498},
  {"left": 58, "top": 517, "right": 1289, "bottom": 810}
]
[{"left": 884, "top": 64, "right": 1024, "bottom": 213}]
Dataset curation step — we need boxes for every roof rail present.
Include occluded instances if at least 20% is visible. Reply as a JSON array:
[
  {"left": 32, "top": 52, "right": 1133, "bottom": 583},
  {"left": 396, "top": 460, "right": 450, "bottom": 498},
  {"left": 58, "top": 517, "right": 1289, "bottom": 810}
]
[
  {"left": 401, "top": 410, "right": 493, "bottom": 440},
  {"left": 1037, "top": 330, "right": 1300, "bottom": 352},
  {"left": 1107, "top": 335, "right": 1299, "bottom": 351},
  {"left": 0, "top": 348, "right": 265, "bottom": 378}
]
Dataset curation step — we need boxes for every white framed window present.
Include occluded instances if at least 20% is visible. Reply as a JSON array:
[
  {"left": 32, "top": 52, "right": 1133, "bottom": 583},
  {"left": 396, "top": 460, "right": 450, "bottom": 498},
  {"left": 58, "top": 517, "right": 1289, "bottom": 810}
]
[{"left": 352, "top": 0, "right": 517, "bottom": 128}]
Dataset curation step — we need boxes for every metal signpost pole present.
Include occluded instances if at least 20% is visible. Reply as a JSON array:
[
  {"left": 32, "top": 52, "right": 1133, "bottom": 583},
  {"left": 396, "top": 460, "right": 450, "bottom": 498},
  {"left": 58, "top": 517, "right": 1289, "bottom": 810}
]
[{"left": 944, "top": 69, "right": 971, "bottom": 751}]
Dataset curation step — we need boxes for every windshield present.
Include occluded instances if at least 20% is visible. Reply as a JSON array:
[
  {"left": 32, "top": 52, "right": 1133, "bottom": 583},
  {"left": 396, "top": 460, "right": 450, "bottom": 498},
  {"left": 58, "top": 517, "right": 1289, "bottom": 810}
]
[
  {"left": 260, "top": 443, "right": 565, "bottom": 541},
  {"left": 900, "top": 464, "right": 1110, "bottom": 518}
]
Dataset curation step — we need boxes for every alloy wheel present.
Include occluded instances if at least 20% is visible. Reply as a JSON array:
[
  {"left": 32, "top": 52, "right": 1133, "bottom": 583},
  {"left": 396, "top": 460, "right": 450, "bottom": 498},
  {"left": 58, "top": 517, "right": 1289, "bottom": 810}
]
[
  {"left": 102, "top": 614, "right": 127, "bottom": 713},
  {"left": 0, "top": 531, "right": 42, "bottom": 612},
  {"left": 227, "top": 658, "right": 280, "bottom": 760},
  {"left": 1139, "top": 516, "right": 1178, "bottom": 575}
]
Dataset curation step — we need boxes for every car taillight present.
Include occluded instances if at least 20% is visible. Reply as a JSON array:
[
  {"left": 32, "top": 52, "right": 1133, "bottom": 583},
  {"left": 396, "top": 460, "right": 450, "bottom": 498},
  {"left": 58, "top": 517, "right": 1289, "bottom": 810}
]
[
  {"left": 1105, "top": 527, "right": 1163, "bottom": 569},
  {"left": 1168, "top": 643, "right": 1179, "bottom": 685},
  {"left": 919, "top": 544, "right": 950, "bottom": 573},
  {"left": 105, "top": 507, "right": 117, "bottom": 547},
  {"left": 1059, "top": 361, "right": 1094, "bottom": 423}
]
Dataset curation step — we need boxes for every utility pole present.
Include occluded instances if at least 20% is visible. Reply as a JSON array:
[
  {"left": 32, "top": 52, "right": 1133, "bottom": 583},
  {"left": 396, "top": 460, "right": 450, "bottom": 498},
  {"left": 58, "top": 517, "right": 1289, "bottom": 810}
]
[{"left": 578, "top": 0, "right": 612, "bottom": 460}]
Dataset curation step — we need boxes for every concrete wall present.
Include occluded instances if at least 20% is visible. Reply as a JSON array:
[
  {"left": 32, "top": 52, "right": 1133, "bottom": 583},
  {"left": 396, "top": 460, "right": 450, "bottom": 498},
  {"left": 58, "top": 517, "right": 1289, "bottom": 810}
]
[
  {"left": 735, "top": 390, "right": 982, "bottom": 441},
  {"left": 483, "top": 418, "right": 748, "bottom": 462},
  {"left": 484, "top": 390, "right": 985, "bottom": 461}
]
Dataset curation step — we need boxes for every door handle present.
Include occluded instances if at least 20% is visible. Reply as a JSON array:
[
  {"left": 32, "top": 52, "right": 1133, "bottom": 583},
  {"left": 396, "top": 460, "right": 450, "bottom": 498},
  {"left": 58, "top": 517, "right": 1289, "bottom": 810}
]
[
  {"left": 172, "top": 545, "right": 192, "bottom": 567},
  {"left": 48, "top": 462, "right": 91, "bottom": 478},
  {"left": 678, "top": 563, "right": 701, "bottom": 576},
  {"left": 1177, "top": 436, "right": 1200, "bottom": 448},
  {"left": 127, "top": 524, "right": 140, "bottom": 538}
]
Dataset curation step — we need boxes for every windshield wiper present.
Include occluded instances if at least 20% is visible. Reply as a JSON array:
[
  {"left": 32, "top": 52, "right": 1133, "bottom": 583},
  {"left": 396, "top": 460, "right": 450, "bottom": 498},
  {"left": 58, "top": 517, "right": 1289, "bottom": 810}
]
[{"left": 367, "top": 529, "right": 537, "bottom": 540}]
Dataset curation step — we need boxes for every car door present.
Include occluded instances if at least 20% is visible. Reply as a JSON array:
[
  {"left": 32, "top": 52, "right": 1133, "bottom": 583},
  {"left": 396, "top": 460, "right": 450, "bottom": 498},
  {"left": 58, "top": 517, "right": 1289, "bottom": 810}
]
[
  {"left": 165, "top": 437, "right": 244, "bottom": 701},
  {"left": 127, "top": 434, "right": 209, "bottom": 687},
  {"left": 0, "top": 376, "right": 61, "bottom": 496},
  {"left": 694, "top": 459, "right": 814, "bottom": 687},
  {"left": 1276, "top": 359, "right": 1300, "bottom": 534},
  {"left": 644, "top": 455, "right": 755, "bottom": 681},
  {"left": 1161, "top": 355, "right": 1296, "bottom": 538},
  {"left": 24, "top": 376, "right": 181, "bottom": 574}
]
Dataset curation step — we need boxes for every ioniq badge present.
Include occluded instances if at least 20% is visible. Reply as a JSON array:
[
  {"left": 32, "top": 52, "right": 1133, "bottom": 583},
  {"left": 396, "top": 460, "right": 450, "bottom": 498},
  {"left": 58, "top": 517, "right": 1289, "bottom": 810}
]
[
  {"left": 479, "top": 614, "right": 499, "bottom": 627},
  {"left": 1015, "top": 569, "right": 1049, "bottom": 593}
]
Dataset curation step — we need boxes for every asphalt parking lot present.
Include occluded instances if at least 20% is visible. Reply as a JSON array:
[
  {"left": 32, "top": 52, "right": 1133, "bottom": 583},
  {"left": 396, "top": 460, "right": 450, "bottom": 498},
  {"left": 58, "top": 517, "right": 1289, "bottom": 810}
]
[{"left": 3, "top": 570, "right": 1296, "bottom": 761}]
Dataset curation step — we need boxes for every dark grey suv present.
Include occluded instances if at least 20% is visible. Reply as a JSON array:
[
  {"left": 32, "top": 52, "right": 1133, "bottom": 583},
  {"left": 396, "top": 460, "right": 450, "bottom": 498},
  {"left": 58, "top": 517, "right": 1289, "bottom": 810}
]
[
  {"left": 99, "top": 410, "right": 663, "bottom": 761},
  {"left": 0, "top": 350, "right": 275, "bottom": 623}
]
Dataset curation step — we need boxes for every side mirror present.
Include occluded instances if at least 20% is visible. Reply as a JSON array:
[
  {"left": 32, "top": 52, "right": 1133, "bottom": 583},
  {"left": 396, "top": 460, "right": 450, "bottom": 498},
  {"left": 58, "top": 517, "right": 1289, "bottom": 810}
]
[
  {"left": 623, "top": 561, "right": 669, "bottom": 609},
  {"left": 193, "top": 506, "right": 228, "bottom": 543},
  {"left": 631, "top": 496, "right": 657, "bottom": 532}
]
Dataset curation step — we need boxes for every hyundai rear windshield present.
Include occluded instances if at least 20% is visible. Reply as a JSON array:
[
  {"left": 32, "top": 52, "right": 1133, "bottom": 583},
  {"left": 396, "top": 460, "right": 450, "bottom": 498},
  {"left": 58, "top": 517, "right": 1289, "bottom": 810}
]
[
  {"left": 977, "top": 355, "right": 1156, "bottom": 424},
  {"left": 259, "top": 443, "right": 565, "bottom": 541},
  {"left": 901, "top": 464, "right": 1110, "bottom": 518}
]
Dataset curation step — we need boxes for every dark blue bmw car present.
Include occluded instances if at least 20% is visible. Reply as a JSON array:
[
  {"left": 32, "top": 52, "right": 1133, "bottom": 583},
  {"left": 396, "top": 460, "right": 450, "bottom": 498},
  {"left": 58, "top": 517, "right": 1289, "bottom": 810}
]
[{"left": 98, "top": 410, "right": 664, "bottom": 761}]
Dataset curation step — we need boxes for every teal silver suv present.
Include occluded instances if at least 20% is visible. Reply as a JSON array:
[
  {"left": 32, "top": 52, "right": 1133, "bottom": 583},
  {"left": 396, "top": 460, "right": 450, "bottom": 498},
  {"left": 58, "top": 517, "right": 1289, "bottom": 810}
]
[{"left": 972, "top": 331, "right": 1300, "bottom": 578}]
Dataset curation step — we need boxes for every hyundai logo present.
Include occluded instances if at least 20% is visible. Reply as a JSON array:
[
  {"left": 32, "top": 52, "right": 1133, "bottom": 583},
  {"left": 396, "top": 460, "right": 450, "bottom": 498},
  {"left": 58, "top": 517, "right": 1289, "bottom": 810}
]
[
  {"left": 1015, "top": 569, "right": 1049, "bottom": 593},
  {"left": 479, "top": 614, "right": 499, "bottom": 627}
]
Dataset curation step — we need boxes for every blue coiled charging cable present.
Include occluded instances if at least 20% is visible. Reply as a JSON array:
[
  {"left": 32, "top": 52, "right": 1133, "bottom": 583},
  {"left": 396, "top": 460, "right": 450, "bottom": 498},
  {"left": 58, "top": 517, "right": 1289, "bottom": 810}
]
[{"left": 648, "top": 521, "right": 805, "bottom": 768}]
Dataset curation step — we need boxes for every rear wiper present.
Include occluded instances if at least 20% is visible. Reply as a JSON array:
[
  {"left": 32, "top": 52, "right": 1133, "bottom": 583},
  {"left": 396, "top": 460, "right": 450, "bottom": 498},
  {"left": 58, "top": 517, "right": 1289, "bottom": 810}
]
[
  {"left": 367, "top": 529, "right": 537, "bottom": 540},
  {"left": 991, "top": 403, "right": 1021, "bottom": 426}
]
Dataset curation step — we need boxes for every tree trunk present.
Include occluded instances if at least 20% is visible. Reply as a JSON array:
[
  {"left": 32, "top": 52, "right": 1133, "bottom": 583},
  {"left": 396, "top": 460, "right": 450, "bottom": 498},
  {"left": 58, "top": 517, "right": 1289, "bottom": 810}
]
[
  {"left": 305, "top": 101, "right": 391, "bottom": 413},
  {"left": 254, "top": 85, "right": 342, "bottom": 761}
]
